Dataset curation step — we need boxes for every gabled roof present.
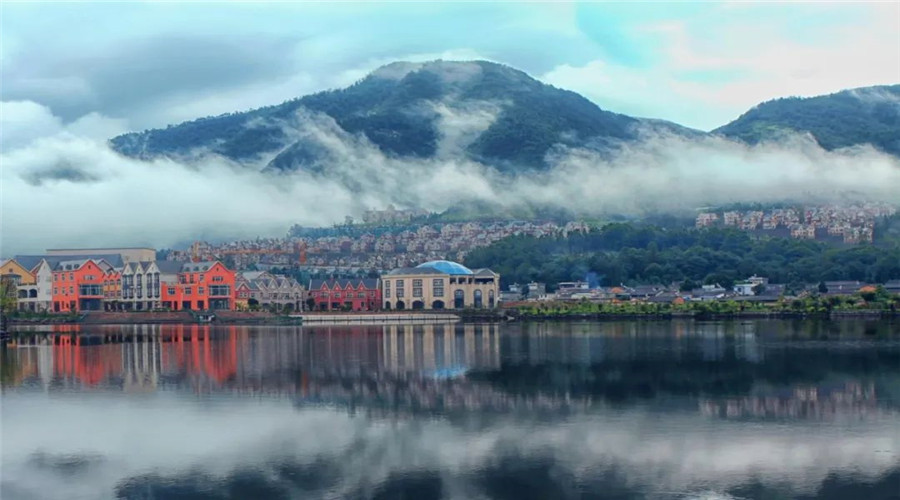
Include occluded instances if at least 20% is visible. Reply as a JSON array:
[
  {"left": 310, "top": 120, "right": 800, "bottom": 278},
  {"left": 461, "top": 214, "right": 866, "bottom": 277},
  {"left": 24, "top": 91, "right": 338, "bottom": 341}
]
[
  {"left": 29, "top": 258, "right": 52, "bottom": 274},
  {"left": 16, "top": 253, "right": 125, "bottom": 269},
  {"left": 53, "top": 258, "right": 114, "bottom": 273},
  {"left": 156, "top": 260, "right": 183, "bottom": 274},
  {"left": 309, "top": 278, "right": 378, "bottom": 290},
  {"left": 238, "top": 271, "right": 270, "bottom": 282},
  {"left": 181, "top": 261, "right": 220, "bottom": 273}
]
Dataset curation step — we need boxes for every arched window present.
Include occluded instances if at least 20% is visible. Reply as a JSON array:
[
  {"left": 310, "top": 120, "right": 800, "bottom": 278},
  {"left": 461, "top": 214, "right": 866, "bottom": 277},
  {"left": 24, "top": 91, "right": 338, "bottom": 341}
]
[
  {"left": 454, "top": 290, "right": 464, "bottom": 309},
  {"left": 488, "top": 289, "right": 495, "bottom": 308},
  {"left": 474, "top": 289, "right": 483, "bottom": 308}
]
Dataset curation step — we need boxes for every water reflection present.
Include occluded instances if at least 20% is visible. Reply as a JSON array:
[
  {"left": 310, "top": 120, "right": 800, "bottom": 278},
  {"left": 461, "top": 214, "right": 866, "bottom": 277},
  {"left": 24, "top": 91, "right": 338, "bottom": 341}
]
[{"left": 2, "top": 320, "right": 899, "bottom": 500}]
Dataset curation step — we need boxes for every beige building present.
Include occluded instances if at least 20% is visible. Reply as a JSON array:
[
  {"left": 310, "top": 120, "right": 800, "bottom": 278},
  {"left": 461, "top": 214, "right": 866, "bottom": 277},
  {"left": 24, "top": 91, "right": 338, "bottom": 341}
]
[{"left": 382, "top": 260, "right": 499, "bottom": 310}]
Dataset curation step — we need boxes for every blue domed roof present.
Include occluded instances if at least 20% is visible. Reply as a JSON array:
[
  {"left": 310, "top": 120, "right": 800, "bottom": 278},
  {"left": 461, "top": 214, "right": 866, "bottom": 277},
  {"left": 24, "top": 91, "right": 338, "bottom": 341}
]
[{"left": 416, "top": 260, "right": 474, "bottom": 275}]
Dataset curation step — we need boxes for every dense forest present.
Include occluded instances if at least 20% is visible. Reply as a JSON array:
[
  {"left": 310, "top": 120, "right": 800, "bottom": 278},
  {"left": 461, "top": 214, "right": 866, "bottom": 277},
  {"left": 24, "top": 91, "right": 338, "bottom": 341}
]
[
  {"left": 463, "top": 223, "right": 900, "bottom": 289},
  {"left": 715, "top": 84, "right": 900, "bottom": 156}
]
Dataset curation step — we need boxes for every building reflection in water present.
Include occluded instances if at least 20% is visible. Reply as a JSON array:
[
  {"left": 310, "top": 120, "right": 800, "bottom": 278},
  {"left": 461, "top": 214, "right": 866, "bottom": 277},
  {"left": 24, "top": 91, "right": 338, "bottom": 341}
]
[
  {"left": 3, "top": 321, "right": 897, "bottom": 420},
  {"left": 4, "top": 323, "right": 500, "bottom": 393}
]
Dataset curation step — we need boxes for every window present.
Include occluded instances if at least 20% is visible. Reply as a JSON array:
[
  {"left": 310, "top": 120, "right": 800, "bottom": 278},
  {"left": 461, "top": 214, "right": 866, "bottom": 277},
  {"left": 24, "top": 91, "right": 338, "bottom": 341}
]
[
  {"left": 184, "top": 287, "right": 192, "bottom": 296},
  {"left": 198, "top": 287, "right": 205, "bottom": 295},
  {"left": 167, "top": 287, "right": 176, "bottom": 295},
  {"left": 434, "top": 286, "right": 444, "bottom": 297},
  {"left": 69, "top": 286, "right": 73, "bottom": 294},
  {"left": 200, "top": 275, "right": 205, "bottom": 282},
  {"left": 54, "top": 274, "right": 58, "bottom": 282},
  {"left": 412, "top": 279, "right": 423, "bottom": 287},
  {"left": 69, "top": 273, "right": 74, "bottom": 281},
  {"left": 384, "top": 288, "right": 391, "bottom": 298},
  {"left": 84, "top": 275, "right": 95, "bottom": 280},
  {"left": 213, "top": 276, "right": 224, "bottom": 282},
  {"left": 413, "top": 287, "right": 423, "bottom": 297},
  {"left": 433, "top": 279, "right": 444, "bottom": 287},
  {"left": 396, "top": 289, "right": 405, "bottom": 298},
  {"left": 209, "top": 285, "right": 230, "bottom": 296},
  {"left": 358, "top": 292, "right": 365, "bottom": 298},
  {"left": 53, "top": 288, "right": 58, "bottom": 295}
]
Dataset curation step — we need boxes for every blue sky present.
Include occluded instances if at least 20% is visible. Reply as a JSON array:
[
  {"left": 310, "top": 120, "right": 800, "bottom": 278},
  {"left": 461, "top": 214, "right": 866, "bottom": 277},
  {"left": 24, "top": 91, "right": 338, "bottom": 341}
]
[{"left": 2, "top": 1, "right": 898, "bottom": 133}]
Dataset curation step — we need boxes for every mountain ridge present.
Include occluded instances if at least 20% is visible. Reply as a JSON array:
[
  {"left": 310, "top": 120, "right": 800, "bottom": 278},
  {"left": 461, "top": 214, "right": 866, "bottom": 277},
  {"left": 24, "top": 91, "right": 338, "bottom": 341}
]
[{"left": 109, "top": 60, "right": 900, "bottom": 172}]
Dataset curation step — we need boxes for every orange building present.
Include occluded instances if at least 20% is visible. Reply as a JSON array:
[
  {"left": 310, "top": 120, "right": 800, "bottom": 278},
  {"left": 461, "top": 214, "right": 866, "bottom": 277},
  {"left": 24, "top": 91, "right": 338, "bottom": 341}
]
[
  {"left": 51, "top": 258, "right": 114, "bottom": 313},
  {"left": 160, "top": 261, "right": 235, "bottom": 311}
]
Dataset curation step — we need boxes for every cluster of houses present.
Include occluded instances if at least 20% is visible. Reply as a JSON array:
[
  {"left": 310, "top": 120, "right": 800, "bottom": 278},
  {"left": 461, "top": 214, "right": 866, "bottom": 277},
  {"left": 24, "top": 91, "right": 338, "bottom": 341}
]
[
  {"left": 502, "top": 275, "right": 900, "bottom": 305},
  {"left": 170, "top": 220, "right": 590, "bottom": 272},
  {"left": 1, "top": 248, "right": 500, "bottom": 315},
  {"left": 695, "top": 203, "right": 895, "bottom": 244}
]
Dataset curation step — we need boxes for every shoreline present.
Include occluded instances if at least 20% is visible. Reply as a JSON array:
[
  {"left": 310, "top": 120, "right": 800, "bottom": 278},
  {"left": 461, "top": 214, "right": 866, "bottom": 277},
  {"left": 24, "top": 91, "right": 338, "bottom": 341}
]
[{"left": 5, "top": 308, "right": 897, "bottom": 327}]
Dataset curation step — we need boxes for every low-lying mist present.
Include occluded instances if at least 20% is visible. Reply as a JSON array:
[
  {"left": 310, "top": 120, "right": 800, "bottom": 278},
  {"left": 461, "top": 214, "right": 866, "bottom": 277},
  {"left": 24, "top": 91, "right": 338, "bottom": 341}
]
[{"left": 2, "top": 101, "right": 899, "bottom": 256}]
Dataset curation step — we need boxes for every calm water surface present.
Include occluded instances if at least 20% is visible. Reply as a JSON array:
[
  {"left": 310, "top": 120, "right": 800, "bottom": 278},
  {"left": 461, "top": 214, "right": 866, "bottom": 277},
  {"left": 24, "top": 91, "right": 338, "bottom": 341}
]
[{"left": 1, "top": 320, "right": 899, "bottom": 500}]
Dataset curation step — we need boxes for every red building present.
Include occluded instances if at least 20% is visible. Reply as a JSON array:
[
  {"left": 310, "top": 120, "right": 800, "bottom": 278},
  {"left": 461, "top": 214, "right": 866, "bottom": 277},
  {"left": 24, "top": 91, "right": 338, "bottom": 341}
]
[
  {"left": 160, "top": 261, "right": 236, "bottom": 311},
  {"left": 52, "top": 258, "right": 114, "bottom": 313},
  {"left": 308, "top": 278, "right": 381, "bottom": 311}
]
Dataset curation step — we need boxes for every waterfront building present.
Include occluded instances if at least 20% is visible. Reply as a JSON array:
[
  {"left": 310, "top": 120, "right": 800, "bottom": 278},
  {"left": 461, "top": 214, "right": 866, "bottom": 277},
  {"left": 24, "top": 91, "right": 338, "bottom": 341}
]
[
  {"left": 235, "top": 271, "right": 305, "bottom": 311},
  {"left": 160, "top": 261, "right": 235, "bottom": 311},
  {"left": 382, "top": 260, "right": 499, "bottom": 310},
  {"left": 17, "top": 259, "right": 53, "bottom": 312},
  {"left": 52, "top": 258, "right": 115, "bottom": 313},
  {"left": 308, "top": 278, "right": 381, "bottom": 311}
]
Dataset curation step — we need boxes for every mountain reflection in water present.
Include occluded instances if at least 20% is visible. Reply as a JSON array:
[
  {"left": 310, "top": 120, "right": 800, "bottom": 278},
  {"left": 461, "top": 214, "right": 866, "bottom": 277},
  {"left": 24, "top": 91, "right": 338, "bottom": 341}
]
[{"left": 1, "top": 320, "right": 898, "bottom": 500}]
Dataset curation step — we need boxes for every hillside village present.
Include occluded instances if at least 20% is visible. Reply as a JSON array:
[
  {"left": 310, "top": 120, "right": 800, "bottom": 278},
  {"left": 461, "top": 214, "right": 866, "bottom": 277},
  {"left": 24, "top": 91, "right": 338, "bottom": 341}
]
[
  {"left": 167, "top": 219, "right": 591, "bottom": 272},
  {"left": 695, "top": 203, "right": 896, "bottom": 243}
]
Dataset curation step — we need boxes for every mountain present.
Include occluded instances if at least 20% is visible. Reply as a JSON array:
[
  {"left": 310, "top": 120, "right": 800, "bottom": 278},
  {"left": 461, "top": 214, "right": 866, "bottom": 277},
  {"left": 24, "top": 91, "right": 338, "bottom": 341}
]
[
  {"left": 109, "top": 60, "right": 696, "bottom": 173},
  {"left": 715, "top": 85, "right": 900, "bottom": 155}
]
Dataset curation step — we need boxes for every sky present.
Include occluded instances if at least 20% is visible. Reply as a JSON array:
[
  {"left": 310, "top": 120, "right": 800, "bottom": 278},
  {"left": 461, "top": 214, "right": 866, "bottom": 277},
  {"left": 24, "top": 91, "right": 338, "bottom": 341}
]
[
  {"left": 1, "top": 1, "right": 899, "bottom": 255},
  {"left": 2, "top": 1, "right": 898, "bottom": 132}
]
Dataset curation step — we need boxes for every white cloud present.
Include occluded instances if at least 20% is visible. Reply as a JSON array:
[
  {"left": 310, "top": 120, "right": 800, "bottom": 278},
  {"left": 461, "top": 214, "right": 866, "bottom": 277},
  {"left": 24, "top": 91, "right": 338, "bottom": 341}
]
[
  {"left": 0, "top": 100, "right": 64, "bottom": 150},
  {"left": 3, "top": 101, "right": 899, "bottom": 257},
  {"left": 543, "top": 4, "right": 900, "bottom": 130}
]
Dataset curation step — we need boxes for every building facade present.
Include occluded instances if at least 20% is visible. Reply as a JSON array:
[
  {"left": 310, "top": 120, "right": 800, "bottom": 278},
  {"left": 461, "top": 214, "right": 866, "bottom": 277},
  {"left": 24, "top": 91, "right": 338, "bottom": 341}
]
[
  {"left": 160, "top": 261, "right": 236, "bottom": 311},
  {"left": 308, "top": 279, "right": 381, "bottom": 311},
  {"left": 52, "top": 259, "right": 114, "bottom": 313},
  {"left": 382, "top": 260, "right": 499, "bottom": 310},
  {"left": 235, "top": 271, "right": 305, "bottom": 311},
  {"left": 17, "top": 259, "right": 53, "bottom": 312}
]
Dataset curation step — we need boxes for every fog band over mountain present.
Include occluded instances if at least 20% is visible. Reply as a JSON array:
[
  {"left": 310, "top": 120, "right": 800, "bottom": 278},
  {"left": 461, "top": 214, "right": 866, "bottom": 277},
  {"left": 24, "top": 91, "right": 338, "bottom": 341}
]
[{"left": 2, "top": 96, "right": 899, "bottom": 255}]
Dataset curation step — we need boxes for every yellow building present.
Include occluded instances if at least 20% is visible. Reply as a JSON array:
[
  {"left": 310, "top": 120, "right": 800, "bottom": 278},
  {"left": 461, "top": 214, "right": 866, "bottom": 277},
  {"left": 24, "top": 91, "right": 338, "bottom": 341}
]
[
  {"left": 1, "top": 259, "right": 35, "bottom": 285},
  {"left": 382, "top": 260, "right": 499, "bottom": 310}
]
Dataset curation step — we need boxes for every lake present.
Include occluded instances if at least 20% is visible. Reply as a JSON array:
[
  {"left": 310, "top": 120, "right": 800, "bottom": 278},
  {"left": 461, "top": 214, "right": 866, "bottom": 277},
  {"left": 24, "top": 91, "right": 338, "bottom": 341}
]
[{"left": 1, "top": 320, "right": 898, "bottom": 499}]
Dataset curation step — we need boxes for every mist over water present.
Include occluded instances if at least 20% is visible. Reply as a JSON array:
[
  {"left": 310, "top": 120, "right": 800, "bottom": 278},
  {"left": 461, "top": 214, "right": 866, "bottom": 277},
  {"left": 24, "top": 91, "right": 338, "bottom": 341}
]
[
  {"left": 2, "top": 320, "right": 899, "bottom": 499},
  {"left": 2, "top": 99, "right": 900, "bottom": 255}
]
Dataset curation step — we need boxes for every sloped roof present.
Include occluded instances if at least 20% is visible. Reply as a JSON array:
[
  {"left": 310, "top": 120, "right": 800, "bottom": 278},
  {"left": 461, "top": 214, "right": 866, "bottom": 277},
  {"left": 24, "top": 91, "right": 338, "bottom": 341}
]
[
  {"left": 309, "top": 278, "right": 379, "bottom": 290},
  {"left": 181, "top": 261, "right": 220, "bottom": 273},
  {"left": 16, "top": 254, "right": 125, "bottom": 269}
]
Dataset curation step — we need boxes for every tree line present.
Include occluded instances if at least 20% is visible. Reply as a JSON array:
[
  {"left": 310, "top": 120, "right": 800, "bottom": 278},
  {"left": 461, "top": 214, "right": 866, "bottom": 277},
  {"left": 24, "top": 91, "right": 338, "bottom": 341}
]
[{"left": 463, "top": 223, "right": 900, "bottom": 290}]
